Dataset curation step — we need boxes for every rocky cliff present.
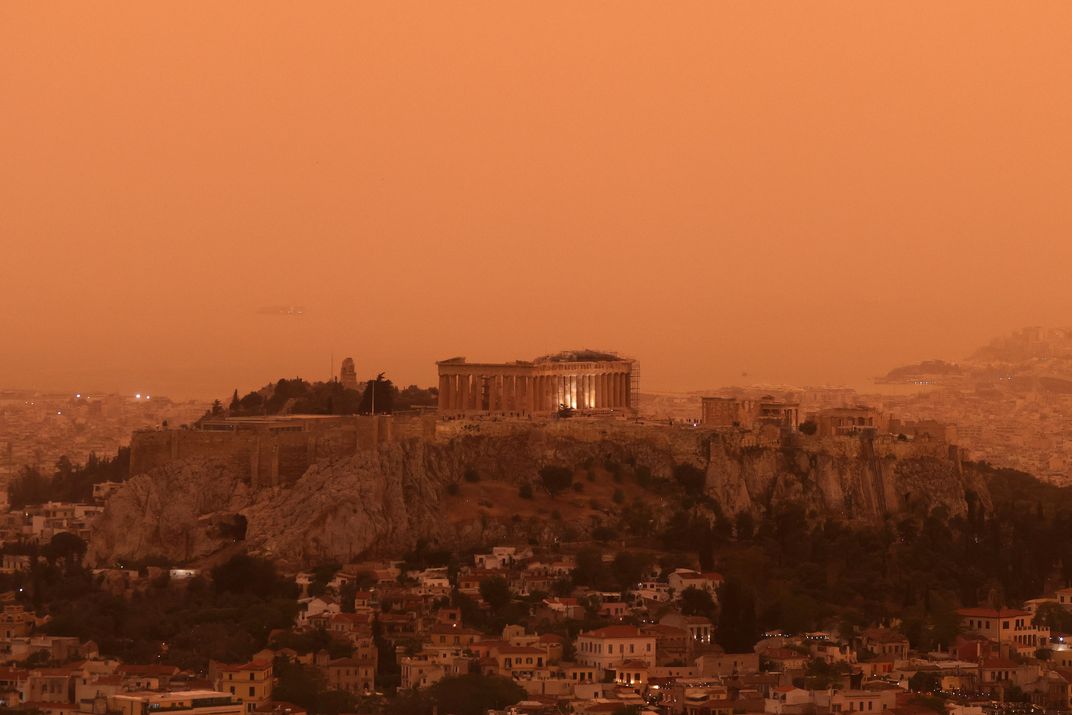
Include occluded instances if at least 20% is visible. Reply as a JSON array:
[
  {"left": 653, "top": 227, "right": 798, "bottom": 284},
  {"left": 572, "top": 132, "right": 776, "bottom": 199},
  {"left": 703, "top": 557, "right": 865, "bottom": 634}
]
[{"left": 86, "top": 422, "right": 989, "bottom": 568}]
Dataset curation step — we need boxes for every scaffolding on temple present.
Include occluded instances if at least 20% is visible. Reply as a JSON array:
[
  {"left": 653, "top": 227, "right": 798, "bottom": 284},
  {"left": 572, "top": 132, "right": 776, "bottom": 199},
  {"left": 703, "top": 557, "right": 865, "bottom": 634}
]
[{"left": 630, "top": 361, "right": 640, "bottom": 413}]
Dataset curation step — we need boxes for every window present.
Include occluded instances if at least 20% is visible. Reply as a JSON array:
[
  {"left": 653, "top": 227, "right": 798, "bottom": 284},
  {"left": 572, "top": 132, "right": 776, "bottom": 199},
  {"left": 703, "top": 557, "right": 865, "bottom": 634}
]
[
  {"left": 1003, "top": 621, "right": 1010, "bottom": 630},
  {"left": 248, "top": 687, "right": 255, "bottom": 697}
]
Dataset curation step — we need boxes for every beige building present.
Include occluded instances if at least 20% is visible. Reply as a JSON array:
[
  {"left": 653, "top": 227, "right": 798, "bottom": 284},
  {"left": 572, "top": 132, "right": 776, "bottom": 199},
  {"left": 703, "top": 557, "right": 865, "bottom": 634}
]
[
  {"left": 701, "top": 396, "right": 800, "bottom": 431},
  {"left": 108, "top": 691, "right": 243, "bottom": 715},
  {"left": 575, "top": 625, "right": 656, "bottom": 672},
  {"left": 211, "top": 661, "right": 272, "bottom": 712},
  {"left": 957, "top": 607, "right": 1049, "bottom": 656},
  {"left": 437, "top": 350, "right": 636, "bottom": 415},
  {"left": 321, "top": 657, "right": 375, "bottom": 696},
  {"left": 812, "top": 407, "right": 887, "bottom": 437}
]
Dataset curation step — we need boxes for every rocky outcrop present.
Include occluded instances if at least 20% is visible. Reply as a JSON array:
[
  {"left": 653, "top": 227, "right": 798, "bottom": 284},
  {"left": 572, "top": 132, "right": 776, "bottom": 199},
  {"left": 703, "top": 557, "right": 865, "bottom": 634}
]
[{"left": 86, "top": 423, "right": 989, "bottom": 568}]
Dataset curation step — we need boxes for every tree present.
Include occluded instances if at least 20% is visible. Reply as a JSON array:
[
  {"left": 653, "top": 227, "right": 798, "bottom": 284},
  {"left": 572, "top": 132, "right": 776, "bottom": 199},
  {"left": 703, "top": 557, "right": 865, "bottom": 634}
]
[
  {"left": 672, "top": 463, "right": 706, "bottom": 495},
  {"left": 680, "top": 587, "right": 717, "bottom": 619},
  {"left": 272, "top": 656, "right": 326, "bottom": 709},
  {"left": 538, "top": 466, "right": 573, "bottom": 496},
  {"left": 908, "top": 670, "right": 940, "bottom": 694},
  {"left": 43, "top": 532, "right": 86, "bottom": 571},
  {"left": 479, "top": 577, "right": 511, "bottom": 612},
  {"left": 572, "top": 548, "right": 614, "bottom": 591},
  {"left": 735, "top": 511, "right": 755, "bottom": 540},
  {"left": 424, "top": 674, "right": 526, "bottom": 715},
  {"left": 805, "top": 659, "right": 851, "bottom": 690},
  {"left": 211, "top": 555, "right": 283, "bottom": 598},
  {"left": 1034, "top": 602, "right": 1072, "bottom": 633},
  {"left": 592, "top": 525, "right": 617, "bottom": 542},
  {"left": 359, "top": 373, "right": 395, "bottom": 414},
  {"left": 611, "top": 552, "right": 650, "bottom": 591},
  {"left": 8, "top": 466, "right": 51, "bottom": 509},
  {"left": 798, "top": 421, "right": 818, "bottom": 436},
  {"left": 716, "top": 577, "right": 758, "bottom": 652}
]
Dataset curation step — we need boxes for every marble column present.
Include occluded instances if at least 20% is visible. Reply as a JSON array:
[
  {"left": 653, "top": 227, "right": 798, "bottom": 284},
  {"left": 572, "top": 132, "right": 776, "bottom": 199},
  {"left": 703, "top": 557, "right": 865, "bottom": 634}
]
[{"left": 439, "top": 374, "right": 450, "bottom": 410}]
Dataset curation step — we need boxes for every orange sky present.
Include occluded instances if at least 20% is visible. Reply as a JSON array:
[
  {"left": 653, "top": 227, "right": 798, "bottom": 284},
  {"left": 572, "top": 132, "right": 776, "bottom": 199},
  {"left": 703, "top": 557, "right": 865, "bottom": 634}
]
[{"left": 2, "top": 3, "right": 1071, "bottom": 399}]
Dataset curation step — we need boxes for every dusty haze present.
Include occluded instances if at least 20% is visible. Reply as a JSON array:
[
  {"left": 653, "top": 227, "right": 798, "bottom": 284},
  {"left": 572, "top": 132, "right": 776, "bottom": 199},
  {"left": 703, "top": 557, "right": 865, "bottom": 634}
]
[{"left": 2, "top": 2, "right": 1071, "bottom": 399}]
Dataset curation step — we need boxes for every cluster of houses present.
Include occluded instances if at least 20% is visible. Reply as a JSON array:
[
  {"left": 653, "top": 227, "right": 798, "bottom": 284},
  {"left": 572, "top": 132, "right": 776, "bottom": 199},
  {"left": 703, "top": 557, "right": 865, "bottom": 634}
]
[
  {"left": 0, "top": 502, "right": 105, "bottom": 548},
  {"left": 291, "top": 546, "right": 732, "bottom": 706},
  {"left": 285, "top": 548, "right": 1072, "bottom": 713},
  {"left": 5, "top": 540, "right": 1072, "bottom": 715}
]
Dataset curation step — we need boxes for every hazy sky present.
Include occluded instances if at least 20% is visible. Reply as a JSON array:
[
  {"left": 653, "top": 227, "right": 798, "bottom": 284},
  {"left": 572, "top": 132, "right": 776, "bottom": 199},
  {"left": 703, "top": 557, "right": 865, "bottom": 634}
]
[{"left": 2, "top": 3, "right": 1071, "bottom": 399}]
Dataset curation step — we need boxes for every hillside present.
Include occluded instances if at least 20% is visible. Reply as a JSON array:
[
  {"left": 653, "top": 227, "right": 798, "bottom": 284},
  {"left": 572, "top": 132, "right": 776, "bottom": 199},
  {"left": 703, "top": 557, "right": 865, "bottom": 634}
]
[{"left": 86, "top": 421, "right": 987, "bottom": 569}]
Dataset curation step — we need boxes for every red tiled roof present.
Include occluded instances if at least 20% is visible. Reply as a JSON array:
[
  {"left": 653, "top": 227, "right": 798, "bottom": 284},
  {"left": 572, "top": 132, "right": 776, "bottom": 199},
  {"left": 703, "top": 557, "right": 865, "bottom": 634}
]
[
  {"left": 213, "top": 659, "right": 272, "bottom": 672},
  {"left": 864, "top": 628, "right": 908, "bottom": 643},
  {"left": 117, "top": 664, "right": 179, "bottom": 676},
  {"left": 981, "top": 658, "right": 1018, "bottom": 669},
  {"left": 642, "top": 624, "right": 687, "bottom": 636},
  {"left": 956, "top": 607, "right": 1031, "bottom": 618},
  {"left": 494, "top": 646, "right": 546, "bottom": 655},
  {"left": 766, "top": 648, "right": 808, "bottom": 659},
  {"left": 613, "top": 659, "right": 650, "bottom": 668},
  {"left": 326, "top": 657, "right": 374, "bottom": 667},
  {"left": 581, "top": 625, "right": 645, "bottom": 639}
]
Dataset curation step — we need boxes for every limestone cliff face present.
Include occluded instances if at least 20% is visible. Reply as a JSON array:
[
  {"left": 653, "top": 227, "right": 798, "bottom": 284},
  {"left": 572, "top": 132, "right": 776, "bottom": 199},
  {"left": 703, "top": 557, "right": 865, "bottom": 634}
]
[{"left": 86, "top": 424, "right": 989, "bottom": 568}]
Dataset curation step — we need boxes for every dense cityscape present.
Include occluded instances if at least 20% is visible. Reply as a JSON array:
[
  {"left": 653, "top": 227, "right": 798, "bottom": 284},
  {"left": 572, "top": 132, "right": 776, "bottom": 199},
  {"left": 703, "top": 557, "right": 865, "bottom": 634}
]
[
  {"left": 5, "top": 2, "right": 1071, "bottom": 714},
  {"left": 0, "top": 335, "right": 1070, "bottom": 715}
]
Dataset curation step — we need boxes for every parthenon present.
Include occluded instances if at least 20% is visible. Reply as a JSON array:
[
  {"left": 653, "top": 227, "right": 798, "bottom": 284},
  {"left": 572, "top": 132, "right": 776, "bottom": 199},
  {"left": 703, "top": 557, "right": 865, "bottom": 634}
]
[{"left": 437, "top": 350, "right": 636, "bottom": 415}]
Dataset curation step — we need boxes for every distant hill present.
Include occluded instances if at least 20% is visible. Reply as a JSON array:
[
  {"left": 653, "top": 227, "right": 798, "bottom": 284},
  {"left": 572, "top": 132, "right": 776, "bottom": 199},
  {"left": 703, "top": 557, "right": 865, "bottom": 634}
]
[
  {"left": 968, "top": 326, "right": 1072, "bottom": 364},
  {"left": 882, "top": 360, "right": 963, "bottom": 381},
  {"left": 880, "top": 327, "right": 1072, "bottom": 388}
]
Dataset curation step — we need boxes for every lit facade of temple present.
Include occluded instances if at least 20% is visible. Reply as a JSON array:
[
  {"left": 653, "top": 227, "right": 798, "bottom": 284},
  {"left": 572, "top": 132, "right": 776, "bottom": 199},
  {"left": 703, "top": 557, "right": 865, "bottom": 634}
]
[{"left": 437, "top": 350, "right": 636, "bottom": 415}]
